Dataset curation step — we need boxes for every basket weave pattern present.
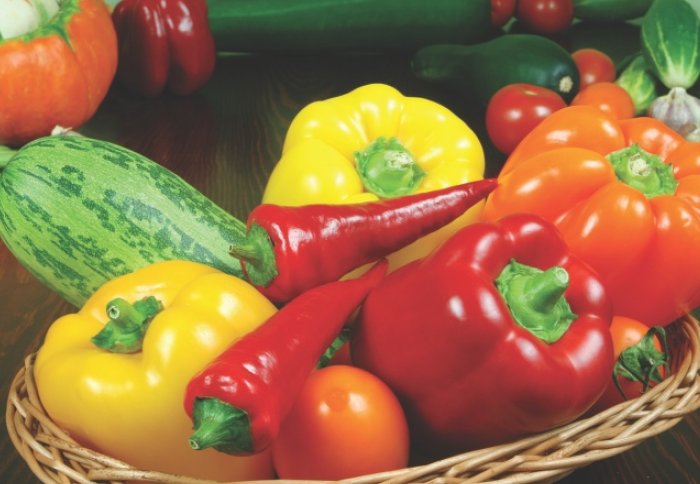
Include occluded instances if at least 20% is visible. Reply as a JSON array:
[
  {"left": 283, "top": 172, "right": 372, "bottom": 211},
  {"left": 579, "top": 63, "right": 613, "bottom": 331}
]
[{"left": 6, "top": 316, "right": 700, "bottom": 484}]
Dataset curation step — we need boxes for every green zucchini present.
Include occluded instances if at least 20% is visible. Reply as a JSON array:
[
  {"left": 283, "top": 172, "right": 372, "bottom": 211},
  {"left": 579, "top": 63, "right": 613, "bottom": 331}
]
[
  {"left": 572, "top": 0, "right": 653, "bottom": 22},
  {"left": 0, "top": 135, "right": 247, "bottom": 307},
  {"left": 412, "top": 34, "right": 580, "bottom": 106},
  {"left": 207, "top": 0, "right": 492, "bottom": 52}
]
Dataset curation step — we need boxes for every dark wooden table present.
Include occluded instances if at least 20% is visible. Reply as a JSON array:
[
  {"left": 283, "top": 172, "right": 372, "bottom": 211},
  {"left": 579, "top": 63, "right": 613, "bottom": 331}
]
[{"left": 1, "top": 52, "right": 699, "bottom": 483}]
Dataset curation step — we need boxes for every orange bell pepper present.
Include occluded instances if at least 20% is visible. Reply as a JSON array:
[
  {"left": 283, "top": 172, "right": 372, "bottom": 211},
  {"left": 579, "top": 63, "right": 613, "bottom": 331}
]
[{"left": 482, "top": 105, "right": 700, "bottom": 327}]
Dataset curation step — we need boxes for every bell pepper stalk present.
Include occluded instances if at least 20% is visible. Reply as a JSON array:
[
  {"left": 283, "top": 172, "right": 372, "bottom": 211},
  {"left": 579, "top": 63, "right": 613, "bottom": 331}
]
[
  {"left": 482, "top": 105, "right": 700, "bottom": 326},
  {"left": 33, "top": 260, "right": 277, "bottom": 480},
  {"left": 230, "top": 177, "right": 497, "bottom": 304},
  {"left": 0, "top": 0, "right": 118, "bottom": 146},
  {"left": 351, "top": 214, "right": 614, "bottom": 454},
  {"left": 263, "top": 83, "right": 487, "bottom": 272},
  {"left": 112, "top": 0, "right": 216, "bottom": 96},
  {"left": 184, "top": 259, "right": 387, "bottom": 455}
]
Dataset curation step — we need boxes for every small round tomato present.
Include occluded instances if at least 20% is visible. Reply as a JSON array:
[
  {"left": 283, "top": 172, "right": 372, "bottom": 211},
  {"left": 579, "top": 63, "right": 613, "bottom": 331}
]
[
  {"left": 572, "top": 48, "right": 616, "bottom": 89},
  {"left": 516, "top": 0, "right": 574, "bottom": 34},
  {"left": 592, "top": 316, "right": 669, "bottom": 412},
  {"left": 272, "top": 365, "right": 409, "bottom": 480},
  {"left": 571, "top": 82, "right": 636, "bottom": 120},
  {"left": 491, "top": 0, "right": 517, "bottom": 27},
  {"left": 486, "top": 83, "right": 567, "bottom": 154}
]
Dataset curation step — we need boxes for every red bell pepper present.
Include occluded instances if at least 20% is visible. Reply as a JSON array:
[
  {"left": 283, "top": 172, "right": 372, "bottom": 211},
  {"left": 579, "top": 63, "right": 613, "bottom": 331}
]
[
  {"left": 184, "top": 259, "right": 387, "bottom": 455},
  {"left": 112, "top": 0, "right": 216, "bottom": 96},
  {"left": 351, "top": 213, "right": 614, "bottom": 454},
  {"left": 231, "top": 178, "right": 497, "bottom": 304}
]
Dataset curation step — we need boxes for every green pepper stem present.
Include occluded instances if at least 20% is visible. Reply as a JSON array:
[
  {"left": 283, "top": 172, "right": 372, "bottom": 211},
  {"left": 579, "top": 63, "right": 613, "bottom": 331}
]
[
  {"left": 91, "top": 296, "right": 163, "bottom": 353},
  {"left": 355, "top": 137, "right": 426, "bottom": 198},
  {"left": 526, "top": 267, "right": 569, "bottom": 313},
  {"left": 496, "top": 260, "right": 577, "bottom": 344},
  {"left": 189, "top": 397, "right": 254, "bottom": 454},
  {"left": 228, "top": 222, "right": 278, "bottom": 287},
  {"left": 607, "top": 144, "right": 678, "bottom": 198}
]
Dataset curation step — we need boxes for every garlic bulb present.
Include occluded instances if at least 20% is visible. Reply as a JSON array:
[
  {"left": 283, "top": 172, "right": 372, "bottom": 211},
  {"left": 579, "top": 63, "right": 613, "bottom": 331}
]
[{"left": 648, "top": 87, "right": 700, "bottom": 142}]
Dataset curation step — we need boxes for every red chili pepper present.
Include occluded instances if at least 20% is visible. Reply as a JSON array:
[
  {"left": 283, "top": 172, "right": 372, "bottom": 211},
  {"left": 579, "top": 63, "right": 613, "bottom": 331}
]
[
  {"left": 231, "top": 178, "right": 498, "bottom": 304},
  {"left": 351, "top": 213, "right": 614, "bottom": 454},
  {"left": 184, "top": 259, "right": 387, "bottom": 455},
  {"left": 112, "top": 0, "right": 216, "bottom": 96}
]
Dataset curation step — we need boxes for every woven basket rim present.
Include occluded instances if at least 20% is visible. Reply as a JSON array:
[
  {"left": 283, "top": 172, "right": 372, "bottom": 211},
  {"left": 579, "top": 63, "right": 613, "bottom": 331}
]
[{"left": 6, "top": 315, "right": 700, "bottom": 484}]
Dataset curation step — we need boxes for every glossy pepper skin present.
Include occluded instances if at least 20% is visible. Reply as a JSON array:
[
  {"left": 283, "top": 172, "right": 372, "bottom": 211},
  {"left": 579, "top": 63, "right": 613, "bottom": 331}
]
[
  {"left": 34, "top": 260, "right": 275, "bottom": 481},
  {"left": 184, "top": 260, "right": 387, "bottom": 456},
  {"left": 482, "top": 106, "right": 700, "bottom": 326},
  {"left": 262, "top": 83, "right": 486, "bottom": 271},
  {"left": 0, "top": 0, "right": 117, "bottom": 146},
  {"left": 352, "top": 214, "right": 614, "bottom": 454},
  {"left": 235, "top": 178, "right": 497, "bottom": 303},
  {"left": 112, "top": 0, "right": 216, "bottom": 96}
]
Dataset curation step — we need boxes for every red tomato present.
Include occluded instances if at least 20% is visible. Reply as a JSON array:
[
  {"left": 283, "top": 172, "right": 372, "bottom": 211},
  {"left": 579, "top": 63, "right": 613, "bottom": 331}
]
[
  {"left": 592, "top": 316, "right": 668, "bottom": 412},
  {"left": 571, "top": 82, "right": 636, "bottom": 120},
  {"left": 491, "top": 0, "right": 517, "bottom": 27},
  {"left": 486, "top": 83, "right": 567, "bottom": 154},
  {"left": 272, "top": 365, "right": 409, "bottom": 480},
  {"left": 516, "top": 0, "right": 574, "bottom": 34},
  {"left": 572, "top": 48, "right": 616, "bottom": 89}
]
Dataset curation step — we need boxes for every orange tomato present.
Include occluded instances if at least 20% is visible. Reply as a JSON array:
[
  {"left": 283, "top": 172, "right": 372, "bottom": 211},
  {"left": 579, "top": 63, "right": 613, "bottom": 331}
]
[
  {"left": 591, "top": 316, "right": 668, "bottom": 412},
  {"left": 272, "top": 365, "right": 409, "bottom": 480},
  {"left": 571, "top": 82, "right": 636, "bottom": 120}
]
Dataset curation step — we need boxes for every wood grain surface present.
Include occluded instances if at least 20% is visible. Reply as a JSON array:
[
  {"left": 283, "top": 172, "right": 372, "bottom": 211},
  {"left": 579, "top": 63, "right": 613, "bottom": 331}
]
[{"left": 1, "top": 52, "right": 699, "bottom": 483}]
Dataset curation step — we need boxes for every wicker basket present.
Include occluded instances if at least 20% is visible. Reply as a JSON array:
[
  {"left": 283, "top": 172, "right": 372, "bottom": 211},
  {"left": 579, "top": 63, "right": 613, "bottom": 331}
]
[{"left": 7, "top": 316, "right": 700, "bottom": 484}]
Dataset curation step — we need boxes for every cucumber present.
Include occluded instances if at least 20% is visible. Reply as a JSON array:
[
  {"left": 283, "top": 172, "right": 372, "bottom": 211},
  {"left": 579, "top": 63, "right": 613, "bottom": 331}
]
[
  {"left": 573, "top": 0, "right": 653, "bottom": 22},
  {"left": 412, "top": 34, "right": 580, "bottom": 106},
  {"left": 207, "top": 0, "right": 492, "bottom": 52},
  {"left": 0, "top": 135, "right": 247, "bottom": 307}
]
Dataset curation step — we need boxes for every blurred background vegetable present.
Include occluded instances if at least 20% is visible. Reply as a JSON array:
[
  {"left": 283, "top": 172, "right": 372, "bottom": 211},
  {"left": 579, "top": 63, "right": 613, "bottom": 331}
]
[
  {"left": 515, "top": 0, "right": 574, "bottom": 34},
  {"left": 485, "top": 83, "right": 567, "bottom": 155},
  {"left": 642, "top": 0, "right": 700, "bottom": 140},
  {"left": 615, "top": 54, "right": 661, "bottom": 115},
  {"left": 0, "top": 0, "right": 117, "bottom": 146},
  {"left": 572, "top": 48, "right": 615, "bottom": 89},
  {"left": 412, "top": 34, "right": 580, "bottom": 106},
  {"left": 112, "top": 0, "right": 216, "bottom": 96},
  {"left": 572, "top": 0, "right": 653, "bottom": 22},
  {"left": 207, "top": 0, "right": 492, "bottom": 53}
]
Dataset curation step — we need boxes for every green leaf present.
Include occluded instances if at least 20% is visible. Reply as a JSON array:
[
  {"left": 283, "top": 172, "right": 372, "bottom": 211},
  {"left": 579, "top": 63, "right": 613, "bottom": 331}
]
[{"left": 642, "top": 0, "right": 700, "bottom": 88}]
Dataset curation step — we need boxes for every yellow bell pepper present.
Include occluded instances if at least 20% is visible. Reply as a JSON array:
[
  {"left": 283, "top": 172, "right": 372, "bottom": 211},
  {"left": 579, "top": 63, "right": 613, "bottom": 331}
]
[
  {"left": 34, "top": 260, "right": 276, "bottom": 481},
  {"left": 263, "top": 83, "right": 485, "bottom": 270}
]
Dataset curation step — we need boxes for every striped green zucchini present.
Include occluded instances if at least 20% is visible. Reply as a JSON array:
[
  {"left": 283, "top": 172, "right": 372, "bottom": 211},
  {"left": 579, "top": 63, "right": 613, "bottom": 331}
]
[{"left": 0, "top": 135, "right": 247, "bottom": 307}]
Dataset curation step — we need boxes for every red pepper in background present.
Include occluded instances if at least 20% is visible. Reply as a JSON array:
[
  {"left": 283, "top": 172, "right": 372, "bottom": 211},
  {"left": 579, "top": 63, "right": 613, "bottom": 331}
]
[
  {"left": 231, "top": 178, "right": 497, "bottom": 304},
  {"left": 351, "top": 214, "right": 614, "bottom": 454},
  {"left": 184, "top": 259, "right": 387, "bottom": 455},
  {"left": 112, "top": 0, "right": 216, "bottom": 96}
]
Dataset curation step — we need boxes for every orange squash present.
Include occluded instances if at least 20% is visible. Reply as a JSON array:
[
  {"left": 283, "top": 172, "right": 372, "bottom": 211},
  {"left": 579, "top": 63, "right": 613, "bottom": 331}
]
[{"left": 0, "top": 0, "right": 117, "bottom": 146}]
